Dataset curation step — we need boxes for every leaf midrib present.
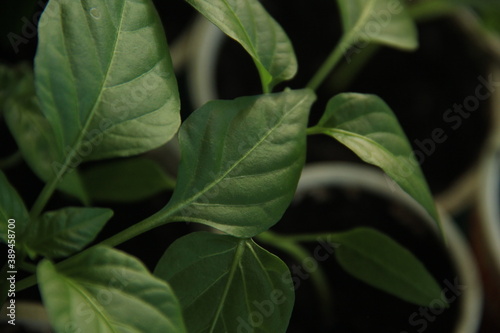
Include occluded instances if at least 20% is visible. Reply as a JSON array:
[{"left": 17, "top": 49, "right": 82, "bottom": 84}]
[
  {"left": 337, "top": 237, "right": 438, "bottom": 300},
  {"left": 163, "top": 93, "right": 310, "bottom": 222},
  {"left": 348, "top": 1, "right": 378, "bottom": 36},
  {"left": 58, "top": 2, "right": 126, "bottom": 178},
  {"left": 220, "top": 0, "right": 263, "bottom": 71},
  {"left": 208, "top": 239, "right": 246, "bottom": 333}
]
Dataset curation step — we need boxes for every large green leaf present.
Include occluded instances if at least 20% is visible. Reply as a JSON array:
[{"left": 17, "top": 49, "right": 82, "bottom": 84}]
[
  {"left": 337, "top": 0, "right": 418, "bottom": 50},
  {"left": 82, "top": 157, "right": 175, "bottom": 203},
  {"left": 3, "top": 64, "right": 88, "bottom": 203},
  {"left": 329, "top": 228, "right": 445, "bottom": 307},
  {"left": 309, "top": 93, "right": 439, "bottom": 227},
  {"left": 38, "top": 246, "right": 187, "bottom": 333},
  {"left": 186, "top": 0, "right": 297, "bottom": 92},
  {"left": 162, "top": 89, "right": 316, "bottom": 238},
  {"left": 35, "top": 0, "right": 180, "bottom": 164},
  {"left": 24, "top": 207, "right": 113, "bottom": 259},
  {"left": 154, "top": 232, "right": 294, "bottom": 333},
  {"left": 0, "top": 170, "right": 29, "bottom": 243}
]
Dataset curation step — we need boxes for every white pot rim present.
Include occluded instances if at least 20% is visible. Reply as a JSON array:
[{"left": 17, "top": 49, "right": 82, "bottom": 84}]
[{"left": 478, "top": 150, "right": 500, "bottom": 276}]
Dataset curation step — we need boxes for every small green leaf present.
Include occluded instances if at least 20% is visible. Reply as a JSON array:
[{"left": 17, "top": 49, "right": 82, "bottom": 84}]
[
  {"left": 163, "top": 89, "right": 316, "bottom": 238},
  {"left": 310, "top": 93, "right": 439, "bottom": 227},
  {"left": 154, "top": 232, "right": 294, "bottom": 333},
  {"left": 0, "top": 170, "right": 29, "bottom": 243},
  {"left": 24, "top": 207, "right": 113, "bottom": 259},
  {"left": 337, "top": 0, "right": 418, "bottom": 50},
  {"left": 3, "top": 64, "right": 89, "bottom": 203},
  {"left": 329, "top": 228, "right": 445, "bottom": 307},
  {"left": 35, "top": 0, "right": 180, "bottom": 163},
  {"left": 38, "top": 247, "right": 187, "bottom": 333},
  {"left": 186, "top": 0, "right": 297, "bottom": 92},
  {"left": 82, "top": 157, "right": 175, "bottom": 203}
]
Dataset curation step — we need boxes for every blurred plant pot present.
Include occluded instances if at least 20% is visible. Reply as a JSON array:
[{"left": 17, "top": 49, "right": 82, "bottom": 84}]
[
  {"left": 186, "top": 4, "right": 500, "bottom": 216},
  {"left": 0, "top": 301, "right": 51, "bottom": 333},
  {"left": 471, "top": 148, "right": 500, "bottom": 331},
  {"left": 269, "top": 162, "right": 482, "bottom": 333}
]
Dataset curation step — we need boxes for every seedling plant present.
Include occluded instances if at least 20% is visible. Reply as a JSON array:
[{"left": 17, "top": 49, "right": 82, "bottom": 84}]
[{"left": 0, "top": 0, "right": 460, "bottom": 332}]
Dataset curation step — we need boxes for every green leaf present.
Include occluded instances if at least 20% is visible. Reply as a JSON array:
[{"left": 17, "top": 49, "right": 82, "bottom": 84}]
[
  {"left": 0, "top": 170, "right": 29, "bottom": 243},
  {"left": 310, "top": 93, "right": 439, "bottom": 227},
  {"left": 35, "top": 0, "right": 180, "bottom": 163},
  {"left": 82, "top": 157, "right": 175, "bottom": 203},
  {"left": 186, "top": 0, "right": 297, "bottom": 92},
  {"left": 23, "top": 207, "right": 113, "bottom": 259},
  {"left": 337, "top": 0, "right": 418, "bottom": 50},
  {"left": 329, "top": 228, "right": 445, "bottom": 307},
  {"left": 154, "top": 232, "right": 294, "bottom": 333},
  {"left": 38, "top": 246, "right": 187, "bottom": 333},
  {"left": 163, "top": 89, "right": 316, "bottom": 238},
  {"left": 3, "top": 64, "right": 89, "bottom": 203}
]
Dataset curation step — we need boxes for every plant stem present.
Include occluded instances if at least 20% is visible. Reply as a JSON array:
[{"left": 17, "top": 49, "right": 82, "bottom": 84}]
[
  {"left": 256, "top": 231, "right": 334, "bottom": 321},
  {"left": 307, "top": 1, "right": 461, "bottom": 93},
  {"left": 407, "top": 1, "right": 459, "bottom": 22},
  {"left": 0, "top": 151, "right": 23, "bottom": 170},
  {"left": 29, "top": 179, "right": 60, "bottom": 220},
  {"left": 16, "top": 273, "right": 38, "bottom": 292},
  {"left": 99, "top": 209, "right": 168, "bottom": 247},
  {"left": 325, "top": 43, "right": 381, "bottom": 93},
  {"left": 307, "top": 34, "right": 350, "bottom": 91},
  {"left": 273, "top": 232, "right": 337, "bottom": 243},
  {"left": 15, "top": 207, "right": 176, "bottom": 293},
  {"left": 29, "top": 147, "right": 81, "bottom": 220},
  {"left": 19, "top": 262, "right": 37, "bottom": 274}
]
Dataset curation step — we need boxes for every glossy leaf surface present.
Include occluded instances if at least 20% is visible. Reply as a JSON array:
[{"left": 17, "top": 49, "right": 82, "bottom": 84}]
[
  {"left": 38, "top": 246, "right": 187, "bottom": 333},
  {"left": 163, "top": 89, "right": 315, "bottom": 237},
  {"left": 35, "top": 0, "right": 180, "bottom": 163},
  {"left": 310, "top": 93, "right": 439, "bottom": 226},
  {"left": 186, "top": 0, "right": 297, "bottom": 91},
  {"left": 337, "top": 0, "right": 418, "bottom": 50},
  {"left": 3, "top": 65, "right": 88, "bottom": 202},
  {"left": 24, "top": 207, "right": 113, "bottom": 259},
  {"left": 155, "top": 232, "right": 294, "bottom": 333},
  {"left": 330, "top": 228, "right": 445, "bottom": 307}
]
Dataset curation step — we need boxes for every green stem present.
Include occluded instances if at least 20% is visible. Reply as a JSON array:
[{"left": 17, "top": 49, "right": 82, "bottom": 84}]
[
  {"left": 0, "top": 151, "right": 23, "bottom": 170},
  {"left": 306, "top": 126, "right": 323, "bottom": 136},
  {"left": 16, "top": 206, "right": 177, "bottom": 293},
  {"left": 307, "top": 34, "right": 351, "bottom": 91},
  {"left": 99, "top": 209, "right": 169, "bottom": 248},
  {"left": 29, "top": 147, "right": 81, "bottom": 220},
  {"left": 407, "top": 1, "right": 460, "bottom": 22},
  {"left": 271, "top": 232, "right": 337, "bottom": 243},
  {"left": 29, "top": 178, "right": 60, "bottom": 220},
  {"left": 19, "top": 262, "right": 37, "bottom": 274},
  {"left": 16, "top": 273, "right": 38, "bottom": 293},
  {"left": 307, "top": 1, "right": 461, "bottom": 93},
  {"left": 326, "top": 43, "right": 381, "bottom": 93},
  {"left": 256, "top": 231, "right": 333, "bottom": 320}
]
